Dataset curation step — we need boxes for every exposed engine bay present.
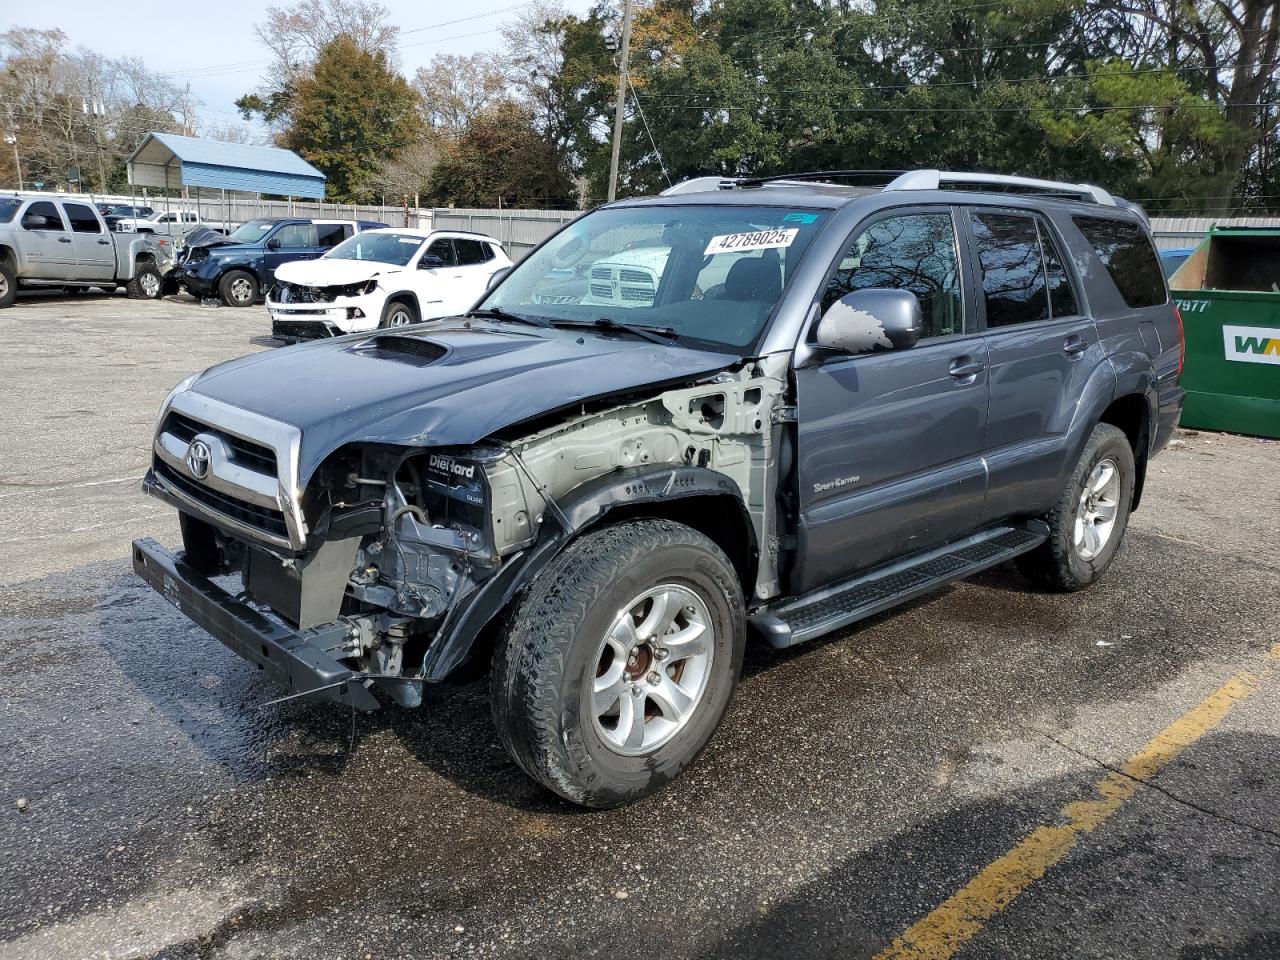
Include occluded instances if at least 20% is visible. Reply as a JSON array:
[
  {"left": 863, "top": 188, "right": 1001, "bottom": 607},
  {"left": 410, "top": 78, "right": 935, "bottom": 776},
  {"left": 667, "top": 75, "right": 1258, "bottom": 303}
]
[{"left": 174, "top": 357, "right": 789, "bottom": 706}]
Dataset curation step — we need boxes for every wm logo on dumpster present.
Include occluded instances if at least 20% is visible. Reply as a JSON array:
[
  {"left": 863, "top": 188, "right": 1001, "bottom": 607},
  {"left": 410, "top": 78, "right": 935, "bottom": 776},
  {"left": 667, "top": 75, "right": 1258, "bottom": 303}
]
[{"left": 1223, "top": 325, "right": 1280, "bottom": 366}]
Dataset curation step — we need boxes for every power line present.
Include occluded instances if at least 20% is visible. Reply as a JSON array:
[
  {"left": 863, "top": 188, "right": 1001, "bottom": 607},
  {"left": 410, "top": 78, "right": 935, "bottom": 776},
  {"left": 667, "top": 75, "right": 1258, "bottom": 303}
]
[
  {"left": 628, "top": 77, "right": 670, "bottom": 188},
  {"left": 159, "top": 4, "right": 526, "bottom": 80}
]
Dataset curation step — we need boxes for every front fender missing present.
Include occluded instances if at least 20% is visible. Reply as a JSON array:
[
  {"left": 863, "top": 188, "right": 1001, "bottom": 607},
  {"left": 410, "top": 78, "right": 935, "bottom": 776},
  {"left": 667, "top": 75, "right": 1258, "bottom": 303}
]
[{"left": 418, "top": 465, "right": 752, "bottom": 681}]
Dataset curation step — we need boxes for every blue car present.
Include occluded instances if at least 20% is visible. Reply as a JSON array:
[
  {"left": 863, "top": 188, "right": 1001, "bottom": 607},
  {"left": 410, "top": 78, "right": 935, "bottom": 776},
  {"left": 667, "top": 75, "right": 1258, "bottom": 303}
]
[{"left": 169, "top": 217, "right": 387, "bottom": 307}]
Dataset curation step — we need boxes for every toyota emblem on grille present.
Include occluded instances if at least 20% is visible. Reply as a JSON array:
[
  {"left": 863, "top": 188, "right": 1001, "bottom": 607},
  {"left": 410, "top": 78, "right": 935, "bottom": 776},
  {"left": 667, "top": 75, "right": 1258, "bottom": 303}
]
[{"left": 185, "top": 439, "right": 211, "bottom": 479}]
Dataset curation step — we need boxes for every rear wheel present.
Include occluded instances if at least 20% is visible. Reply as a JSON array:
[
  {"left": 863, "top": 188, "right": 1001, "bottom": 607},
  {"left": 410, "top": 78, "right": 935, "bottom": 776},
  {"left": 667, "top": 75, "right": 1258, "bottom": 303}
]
[
  {"left": 379, "top": 298, "right": 418, "bottom": 328},
  {"left": 0, "top": 261, "right": 16, "bottom": 308},
  {"left": 125, "top": 263, "right": 163, "bottom": 299},
  {"left": 219, "top": 269, "right": 257, "bottom": 307},
  {"left": 491, "top": 519, "right": 745, "bottom": 808},
  {"left": 1017, "top": 422, "right": 1135, "bottom": 591}
]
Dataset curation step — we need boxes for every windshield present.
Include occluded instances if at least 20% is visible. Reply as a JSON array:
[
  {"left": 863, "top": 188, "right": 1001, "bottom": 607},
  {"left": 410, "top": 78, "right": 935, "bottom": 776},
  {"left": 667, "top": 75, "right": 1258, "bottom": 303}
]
[
  {"left": 227, "top": 219, "right": 276, "bottom": 243},
  {"left": 324, "top": 232, "right": 425, "bottom": 266},
  {"left": 479, "top": 204, "right": 829, "bottom": 351},
  {"left": 0, "top": 199, "right": 19, "bottom": 224}
]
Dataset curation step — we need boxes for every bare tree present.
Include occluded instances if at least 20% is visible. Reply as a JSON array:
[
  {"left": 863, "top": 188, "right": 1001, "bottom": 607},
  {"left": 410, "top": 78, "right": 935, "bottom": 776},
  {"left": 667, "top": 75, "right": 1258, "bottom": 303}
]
[
  {"left": 499, "top": 0, "right": 574, "bottom": 151},
  {"left": 1, "top": 27, "right": 196, "bottom": 191},
  {"left": 368, "top": 138, "right": 445, "bottom": 200},
  {"left": 413, "top": 52, "right": 507, "bottom": 135},
  {"left": 255, "top": 0, "right": 400, "bottom": 86}
]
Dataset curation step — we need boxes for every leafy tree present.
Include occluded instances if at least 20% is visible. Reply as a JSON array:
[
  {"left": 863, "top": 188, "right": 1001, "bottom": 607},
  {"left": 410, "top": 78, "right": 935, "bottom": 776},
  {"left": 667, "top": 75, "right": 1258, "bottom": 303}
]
[
  {"left": 427, "top": 101, "right": 575, "bottom": 207},
  {"left": 271, "top": 35, "right": 422, "bottom": 201}
]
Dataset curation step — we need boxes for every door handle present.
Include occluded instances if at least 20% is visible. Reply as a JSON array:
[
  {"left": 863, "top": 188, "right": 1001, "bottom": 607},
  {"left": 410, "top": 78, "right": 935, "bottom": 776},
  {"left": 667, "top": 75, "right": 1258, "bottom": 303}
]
[
  {"left": 1063, "top": 335, "right": 1088, "bottom": 356},
  {"left": 97, "top": 239, "right": 111, "bottom": 245},
  {"left": 58, "top": 236, "right": 72, "bottom": 243},
  {"left": 949, "top": 356, "right": 986, "bottom": 379}
]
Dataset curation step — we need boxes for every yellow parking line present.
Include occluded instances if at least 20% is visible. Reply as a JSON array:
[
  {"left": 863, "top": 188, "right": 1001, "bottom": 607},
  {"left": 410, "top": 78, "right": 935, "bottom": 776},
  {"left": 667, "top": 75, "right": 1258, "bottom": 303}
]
[{"left": 873, "top": 644, "right": 1280, "bottom": 960}]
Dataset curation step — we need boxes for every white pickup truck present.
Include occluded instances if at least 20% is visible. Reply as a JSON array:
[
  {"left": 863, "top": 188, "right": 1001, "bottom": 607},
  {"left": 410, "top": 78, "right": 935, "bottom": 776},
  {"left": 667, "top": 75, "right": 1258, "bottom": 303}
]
[
  {"left": 0, "top": 194, "right": 176, "bottom": 306},
  {"left": 113, "top": 209, "right": 205, "bottom": 235}
]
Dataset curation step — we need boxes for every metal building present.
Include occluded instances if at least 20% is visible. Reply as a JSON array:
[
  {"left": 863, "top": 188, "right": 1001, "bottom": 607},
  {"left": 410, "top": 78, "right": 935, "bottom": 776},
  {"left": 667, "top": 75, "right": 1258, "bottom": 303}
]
[{"left": 125, "top": 132, "right": 326, "bottom": 200}]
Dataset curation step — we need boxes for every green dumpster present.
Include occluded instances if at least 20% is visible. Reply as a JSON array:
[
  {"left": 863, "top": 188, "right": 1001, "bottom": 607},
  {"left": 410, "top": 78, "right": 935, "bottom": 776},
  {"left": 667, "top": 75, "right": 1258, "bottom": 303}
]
[{"left": 1169, "top": 226, "right": 1280, "bottom": 438}]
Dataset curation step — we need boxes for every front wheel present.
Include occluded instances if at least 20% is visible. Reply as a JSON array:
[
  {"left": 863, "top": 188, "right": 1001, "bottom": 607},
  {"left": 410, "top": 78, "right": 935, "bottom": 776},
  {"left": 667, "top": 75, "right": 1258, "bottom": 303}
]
[
  {"left": 1017, "top": 422, "right": 1135, "bottom": 591},
  {"left": 491, "top": 519, "right": 745, "bottom": 808},
  {"left": 0, "top": 261, "right": 16, "bottom": 308},
  {"left": 379, "top": 298, "right": 419, "bottom": 328},
  {"left": 219, "top": 270, "right": 257, "bottom": 307}
]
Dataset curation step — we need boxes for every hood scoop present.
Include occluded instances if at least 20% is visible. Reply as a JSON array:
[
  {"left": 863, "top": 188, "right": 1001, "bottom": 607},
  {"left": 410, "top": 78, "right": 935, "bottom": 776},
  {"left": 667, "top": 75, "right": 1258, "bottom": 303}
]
[{"left": 352, "top": 334, "right": 448, "bottom": 367}]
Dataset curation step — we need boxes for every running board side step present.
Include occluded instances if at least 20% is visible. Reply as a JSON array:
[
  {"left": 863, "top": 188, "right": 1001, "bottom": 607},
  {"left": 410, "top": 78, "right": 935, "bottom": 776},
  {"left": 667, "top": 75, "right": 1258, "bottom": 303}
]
[{"left": 749, "top": 526, "right": 1046, "bottom": 649}]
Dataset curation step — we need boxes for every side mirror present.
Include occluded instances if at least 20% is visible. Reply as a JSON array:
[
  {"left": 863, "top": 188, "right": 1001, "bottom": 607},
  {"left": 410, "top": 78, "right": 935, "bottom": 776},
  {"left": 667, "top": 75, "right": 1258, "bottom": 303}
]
[
  {"left": 419, "top": 254, "right": 446, "bottom": 270},
  {"left": 266, "top": 237, "right": 282, "bottom": 250},
  {"left": 816, "top": 288, "right": 923, "bottom": 354},
  {"left": 486, "top": 266, "right": 511, "bottom": 291},
  {"left": 21, "top": 214, "right": 51, "bottom": 230}
]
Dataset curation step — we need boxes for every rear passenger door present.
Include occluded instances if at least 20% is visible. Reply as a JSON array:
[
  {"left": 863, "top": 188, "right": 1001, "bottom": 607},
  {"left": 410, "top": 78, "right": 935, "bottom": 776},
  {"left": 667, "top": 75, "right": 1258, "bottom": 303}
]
[
  {"left": 964, "top": 208, "right": 1099, "bottom": 523},
  {"left": 452, "top": 237, "right": 500, "bottom": 309},
  {"left": 792, "top": 208, "right": 990, "bottom": 591},
  {"left": 315, "top": 222, "right": 350, "bottom": 252},
  {"left": 62, "top": 202, "right": 114, "bottom": 280}
]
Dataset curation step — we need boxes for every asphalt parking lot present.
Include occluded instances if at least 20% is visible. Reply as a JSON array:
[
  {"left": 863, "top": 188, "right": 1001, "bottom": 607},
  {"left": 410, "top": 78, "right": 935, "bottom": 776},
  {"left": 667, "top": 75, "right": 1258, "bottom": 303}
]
[{"left": 2, "top": 290, "right": 1279, "bottom": 960}]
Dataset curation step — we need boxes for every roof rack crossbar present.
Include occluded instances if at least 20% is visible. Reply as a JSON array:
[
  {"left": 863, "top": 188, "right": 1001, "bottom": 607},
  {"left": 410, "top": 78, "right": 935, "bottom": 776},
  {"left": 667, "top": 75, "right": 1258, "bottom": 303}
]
[{"left": 883, "top": 170, "right": 1116, "bottom": 206}]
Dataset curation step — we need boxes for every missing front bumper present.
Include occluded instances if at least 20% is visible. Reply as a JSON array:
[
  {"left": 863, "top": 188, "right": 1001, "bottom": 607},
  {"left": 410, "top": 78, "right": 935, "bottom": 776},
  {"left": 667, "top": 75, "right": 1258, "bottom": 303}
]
[{"left": 131, "top": 537, "right": 381, "bottom": 710}]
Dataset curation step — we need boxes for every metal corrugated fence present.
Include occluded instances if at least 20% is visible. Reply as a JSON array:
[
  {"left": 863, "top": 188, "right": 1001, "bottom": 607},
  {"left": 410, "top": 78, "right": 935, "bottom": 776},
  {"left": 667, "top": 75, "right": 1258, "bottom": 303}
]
[
  {"left": 426, "top": 208, "right": 580, "bottom": 259},
  {"left": 1149, "top": 216, "right": 1280, "bottom": 251}
]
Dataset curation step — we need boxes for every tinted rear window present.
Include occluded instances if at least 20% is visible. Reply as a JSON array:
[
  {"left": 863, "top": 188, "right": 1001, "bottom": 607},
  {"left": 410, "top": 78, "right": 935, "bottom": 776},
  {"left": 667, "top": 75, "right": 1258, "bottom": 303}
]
[
  {"left": 64, "top": 202, "right": 102, "bottom": 233},
  {"left": 1073, "top": 216, "right": 1166, "bottom": 308},
  {"left": 455, "top": 238, "right": 491, "bottom": 265}
]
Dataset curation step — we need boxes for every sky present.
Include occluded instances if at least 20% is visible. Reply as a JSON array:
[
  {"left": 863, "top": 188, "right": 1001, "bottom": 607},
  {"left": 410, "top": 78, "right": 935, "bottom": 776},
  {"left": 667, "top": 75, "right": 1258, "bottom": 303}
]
[{"left": 1, "top": 0, "right": 597, "bottom": 134}]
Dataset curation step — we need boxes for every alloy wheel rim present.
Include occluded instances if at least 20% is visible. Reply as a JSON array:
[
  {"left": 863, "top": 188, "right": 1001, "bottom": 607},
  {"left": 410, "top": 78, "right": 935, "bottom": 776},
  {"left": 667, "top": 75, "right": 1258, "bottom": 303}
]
[
  {"left": 231, "top": 278, "right": 252, "bottom": 302},
  {"left": 141, "top": 273, "right": 159, "bottom": 297},
  {"left": 589, "top": 583, "right": 714, "bottom": 756},
  {"left": 390, "top": 308, "right": 412, "bottom": 326},
  {"left": 0, "top": 274, "right": 7, "bottom": 298},
  {"left": 1074, "top": 458, "right": 1120, "bottom": 561}
]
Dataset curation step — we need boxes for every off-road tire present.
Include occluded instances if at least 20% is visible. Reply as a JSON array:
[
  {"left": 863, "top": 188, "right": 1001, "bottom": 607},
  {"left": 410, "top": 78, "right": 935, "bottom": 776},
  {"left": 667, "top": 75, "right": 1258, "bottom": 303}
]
[
  {"left": 491, "top": 519, "right": 745, "bottom": 808},
  {"left": 379, "top": 298, "right": 419, "bottom": 328},
  {"left": 218, "top": 269, "right": 257, "bottom": 307},
  {"left": 1017, "top": 422, "right": 1135, "bottom": 592},
  {"left": 0, "top": 261, "right": 16, "bottom": 308},
  {"left": 125, "top": 263, "right": 163, "bottom": 299}
]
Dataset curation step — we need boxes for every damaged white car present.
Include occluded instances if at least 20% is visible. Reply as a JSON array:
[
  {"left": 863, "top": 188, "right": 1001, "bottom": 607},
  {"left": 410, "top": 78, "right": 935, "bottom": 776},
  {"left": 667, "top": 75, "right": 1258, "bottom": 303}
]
[{"left": 266, "top": 227, "right": 511, "bottom": 341}]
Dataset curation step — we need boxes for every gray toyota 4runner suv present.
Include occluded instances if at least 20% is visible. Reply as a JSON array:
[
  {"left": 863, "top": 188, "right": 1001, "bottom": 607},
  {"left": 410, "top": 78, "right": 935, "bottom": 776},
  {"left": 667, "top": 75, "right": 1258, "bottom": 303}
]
[{"left": 132, "top": 169, "right": 1184, "bottom": 807}]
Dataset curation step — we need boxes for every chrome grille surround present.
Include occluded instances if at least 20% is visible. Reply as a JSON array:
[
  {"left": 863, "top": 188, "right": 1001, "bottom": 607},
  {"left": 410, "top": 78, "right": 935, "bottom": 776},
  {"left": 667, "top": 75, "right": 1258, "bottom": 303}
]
[{"left": 148, "top": 390, "right": 307, "bottom": 552}]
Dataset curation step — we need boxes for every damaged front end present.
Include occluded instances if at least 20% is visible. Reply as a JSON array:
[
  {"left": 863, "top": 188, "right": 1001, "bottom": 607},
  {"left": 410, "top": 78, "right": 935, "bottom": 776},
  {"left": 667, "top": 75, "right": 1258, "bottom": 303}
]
[{"left": 135, "top": 355, "right": 788, "bottom": 710}]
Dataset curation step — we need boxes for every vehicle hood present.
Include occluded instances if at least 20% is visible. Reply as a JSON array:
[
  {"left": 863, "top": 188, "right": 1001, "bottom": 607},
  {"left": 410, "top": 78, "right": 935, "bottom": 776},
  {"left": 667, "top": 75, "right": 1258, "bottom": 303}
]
[
  {"left": 275, "top": 258, "right": 403, "bottom": 287},
  {"left": 187, "top": 320, "right": 737, "bottom": 482},
  {"left": 181, "top": 227, "right": 236, "bottom": 252}
]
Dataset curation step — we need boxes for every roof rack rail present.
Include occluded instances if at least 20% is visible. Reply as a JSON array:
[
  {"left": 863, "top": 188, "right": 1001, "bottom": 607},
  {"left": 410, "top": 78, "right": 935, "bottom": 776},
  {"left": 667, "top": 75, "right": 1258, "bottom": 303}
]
[
  {"left": 732, "top": 169, "right": 906, "bottom": 188},
  {"left": 883, "top": 170, "right": 1116, "bottom": 206}
]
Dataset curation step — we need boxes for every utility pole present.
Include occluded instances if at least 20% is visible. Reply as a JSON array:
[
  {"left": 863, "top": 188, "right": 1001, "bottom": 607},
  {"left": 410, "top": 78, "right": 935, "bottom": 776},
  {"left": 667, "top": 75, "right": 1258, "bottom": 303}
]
[{"left": 606, "top": 0, "right": 634, "bottom": 204}]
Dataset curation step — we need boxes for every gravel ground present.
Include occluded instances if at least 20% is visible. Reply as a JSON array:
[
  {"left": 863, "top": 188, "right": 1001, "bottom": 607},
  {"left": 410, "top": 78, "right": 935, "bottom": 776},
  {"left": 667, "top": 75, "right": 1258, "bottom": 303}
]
[{"left": 1, "top": 290, "right": 1278, "bottom": 960}]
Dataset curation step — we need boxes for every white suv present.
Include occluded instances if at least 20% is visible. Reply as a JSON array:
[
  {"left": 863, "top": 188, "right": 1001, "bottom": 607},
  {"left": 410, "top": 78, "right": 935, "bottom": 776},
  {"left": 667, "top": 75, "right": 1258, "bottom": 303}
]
[{"left": 267, "top": 228, "right": 512, "bottom": 341}]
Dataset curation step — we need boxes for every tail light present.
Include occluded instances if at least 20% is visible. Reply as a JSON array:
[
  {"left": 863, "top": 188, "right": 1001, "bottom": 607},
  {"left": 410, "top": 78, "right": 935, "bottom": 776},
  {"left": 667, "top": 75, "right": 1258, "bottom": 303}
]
[{"left": 1174, "top": 305, "right": 1185, "bottom": 376}]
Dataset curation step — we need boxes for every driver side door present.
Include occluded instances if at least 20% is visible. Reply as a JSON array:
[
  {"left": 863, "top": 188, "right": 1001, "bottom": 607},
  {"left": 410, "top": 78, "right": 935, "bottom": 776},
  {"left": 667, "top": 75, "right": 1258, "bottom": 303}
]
[
  {"left": 412, "top": 237, "right": 466, "bottom": 319},
  {"left": 792, "top": 207, "right": 990, "bottom": 592},
  {"left": 264, "top": 222, "right": 319, "bottom": 282},
  {"left": 20, "top": 200, "right": 77, "bottom": 274}
]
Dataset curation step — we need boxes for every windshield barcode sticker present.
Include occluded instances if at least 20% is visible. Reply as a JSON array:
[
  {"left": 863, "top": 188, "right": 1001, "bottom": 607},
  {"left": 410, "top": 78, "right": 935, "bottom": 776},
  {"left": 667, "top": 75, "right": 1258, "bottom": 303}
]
[{"left": 704, "top": 228, "right": 799, "bottom": 256}]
